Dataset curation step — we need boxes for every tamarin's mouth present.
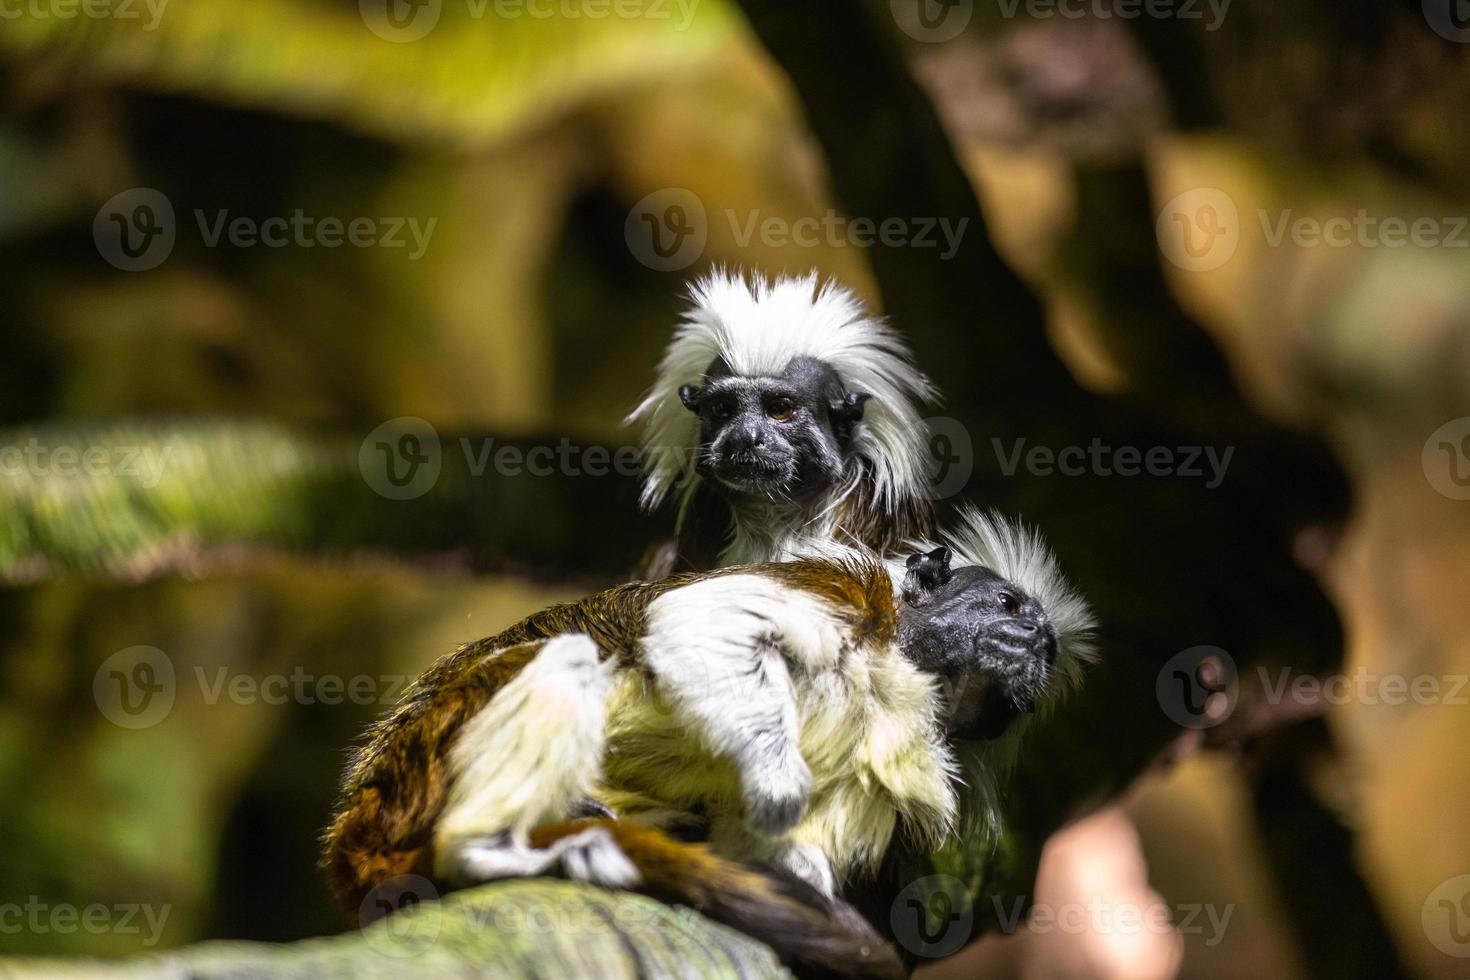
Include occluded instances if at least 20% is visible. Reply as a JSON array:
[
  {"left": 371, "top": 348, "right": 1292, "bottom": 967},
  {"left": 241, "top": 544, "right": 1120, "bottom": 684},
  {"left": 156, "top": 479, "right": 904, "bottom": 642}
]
[
  {"left": 944, "top": 633, "right": 1055, "bottom": 741},
  {"left": 712, "top": 454, "right": 793, "bottom": 491}
]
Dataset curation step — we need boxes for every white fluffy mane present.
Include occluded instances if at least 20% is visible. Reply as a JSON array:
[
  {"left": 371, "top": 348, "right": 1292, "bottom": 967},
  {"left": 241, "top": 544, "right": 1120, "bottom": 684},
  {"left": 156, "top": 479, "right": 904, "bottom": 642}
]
[
  {"left": 920, "top": 505, "right": 1098, "bottom": 692},
  {"left": 891, "top": 505, "right": 1099, "bottom": 845},
  {"left": 626, "top": 270, "right": 936, "bottom": 539}
]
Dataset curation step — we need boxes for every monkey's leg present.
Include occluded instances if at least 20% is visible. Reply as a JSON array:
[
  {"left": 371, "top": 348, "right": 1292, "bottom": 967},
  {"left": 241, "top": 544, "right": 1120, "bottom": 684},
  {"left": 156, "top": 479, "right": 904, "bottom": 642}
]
[
  {"left": 529, "top": 818, "right": 905, "bottom": 980},
  {"left": 433, "top": 633, "right": 617, "bottom": 885},
  {"left": 642, "top": 578, "right": 814, "bottom": 834}
]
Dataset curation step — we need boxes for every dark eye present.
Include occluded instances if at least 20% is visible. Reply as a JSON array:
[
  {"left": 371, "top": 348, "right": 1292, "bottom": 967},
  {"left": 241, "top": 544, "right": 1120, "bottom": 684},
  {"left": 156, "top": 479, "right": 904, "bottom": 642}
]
[
  {"left": 709, "top": 399, "right": 734, "bottom": 421},
  {"left": 998, "top": 591, "right": 1020, "bottom": 614},
  {"left": 766, "top": 398, "right": 794, "bottom": 422}
]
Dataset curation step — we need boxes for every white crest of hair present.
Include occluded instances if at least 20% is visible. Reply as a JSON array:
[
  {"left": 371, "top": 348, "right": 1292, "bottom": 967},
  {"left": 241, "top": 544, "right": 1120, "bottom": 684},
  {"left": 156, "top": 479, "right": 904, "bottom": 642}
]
[
  {"left": 893, "top": 504, "right": 1099, "bottom": 841},
  {"left": 626, "top": 268, "right": 937, "bottom": 561},
  {"left": 435, "top": 634, "right": 613, "bottom": 873}
]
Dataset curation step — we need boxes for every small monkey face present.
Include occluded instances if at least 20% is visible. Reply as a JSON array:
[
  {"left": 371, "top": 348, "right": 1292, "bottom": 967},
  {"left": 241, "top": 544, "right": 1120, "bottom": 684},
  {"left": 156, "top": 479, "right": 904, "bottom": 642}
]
[
  {"left": 899, "top": 548, "right": 1058, "bottom": 741},
  {"left": 679, "top": 356, "right": 868, "bottom": 503}
]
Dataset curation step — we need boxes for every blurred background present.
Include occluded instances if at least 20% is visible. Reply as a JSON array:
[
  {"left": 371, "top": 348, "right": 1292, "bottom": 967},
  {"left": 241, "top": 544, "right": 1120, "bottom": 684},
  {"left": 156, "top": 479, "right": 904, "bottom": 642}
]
[{"left": 2, "top": 1, "right": 1469, "bottom": 977}]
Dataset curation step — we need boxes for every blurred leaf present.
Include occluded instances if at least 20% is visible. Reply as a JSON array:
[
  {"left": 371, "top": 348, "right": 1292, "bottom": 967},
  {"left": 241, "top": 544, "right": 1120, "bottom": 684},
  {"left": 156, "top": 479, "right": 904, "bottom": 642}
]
[{"left": 0, "top": 0, "right": 740, "bottom": 145}]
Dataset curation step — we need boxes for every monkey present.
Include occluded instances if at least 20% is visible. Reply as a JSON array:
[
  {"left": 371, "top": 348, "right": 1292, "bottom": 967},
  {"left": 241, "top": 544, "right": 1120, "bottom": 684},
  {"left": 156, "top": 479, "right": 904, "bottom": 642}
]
[
  {"left": 628, "top": 269, "right": 938, "bottom": 572},
  {"left": 627, "top": 273, "right": 1089, "bottom": 855},
  {"left": 322, "top": 507, "right": 1096, "bottom": 978}
]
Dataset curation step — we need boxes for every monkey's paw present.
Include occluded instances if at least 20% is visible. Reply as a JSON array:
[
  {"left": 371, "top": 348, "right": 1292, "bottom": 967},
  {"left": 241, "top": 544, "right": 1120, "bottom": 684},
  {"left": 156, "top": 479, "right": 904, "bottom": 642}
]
[
  {"left": 770, "top": 841, "right": 837, "bottom": 900},
  {"left": 552, "top": 827, "right": 642, "bottom": 889},
  {"left": 446, "top": 828, "right": 641, "bottom": 891},
  {"left": 741, "top": 752, "right": 812, "bottom": 836}
]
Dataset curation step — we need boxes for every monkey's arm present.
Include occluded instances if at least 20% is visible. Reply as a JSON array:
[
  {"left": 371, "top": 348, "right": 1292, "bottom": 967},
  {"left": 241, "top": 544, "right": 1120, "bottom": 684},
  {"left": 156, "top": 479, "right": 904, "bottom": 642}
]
[{"left": 638, "top": 572, "right": 816, "bottom": 835}]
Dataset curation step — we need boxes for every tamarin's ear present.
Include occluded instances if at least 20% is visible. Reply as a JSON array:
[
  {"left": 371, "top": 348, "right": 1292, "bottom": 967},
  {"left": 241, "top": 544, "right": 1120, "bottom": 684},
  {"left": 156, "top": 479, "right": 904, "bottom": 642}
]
[
  {"left": 678, "top": 384, "right": 703, "bottom": 413},
  {"left": 902, "top": 545, "right": 952, "bottom": 602},
  {"left": 830, "top": 391, "right": 871, "bottom": 438}
]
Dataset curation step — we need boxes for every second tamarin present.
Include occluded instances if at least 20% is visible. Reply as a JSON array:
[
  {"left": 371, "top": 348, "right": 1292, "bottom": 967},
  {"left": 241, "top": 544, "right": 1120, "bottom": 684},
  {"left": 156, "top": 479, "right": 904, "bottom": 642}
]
[{"left": 323, "top": 508, "right": 1095, "bottom": 978}]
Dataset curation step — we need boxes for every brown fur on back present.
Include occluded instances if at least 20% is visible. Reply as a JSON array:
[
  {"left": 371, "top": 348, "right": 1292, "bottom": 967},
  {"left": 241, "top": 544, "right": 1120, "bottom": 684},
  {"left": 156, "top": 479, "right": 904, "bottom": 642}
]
[{"left": 322, "top": 556, "right": 895, "bottom": 917}]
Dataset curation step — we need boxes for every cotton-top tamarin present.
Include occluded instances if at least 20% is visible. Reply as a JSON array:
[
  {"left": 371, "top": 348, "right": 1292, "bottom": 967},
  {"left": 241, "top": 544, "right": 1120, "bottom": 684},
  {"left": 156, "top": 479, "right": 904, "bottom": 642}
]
[
  {"left": 323, "top": 508, "right": 1095, "bottom": 978},
  {"left": 629, "top": 270, "right": 938, "bottom": 570}
]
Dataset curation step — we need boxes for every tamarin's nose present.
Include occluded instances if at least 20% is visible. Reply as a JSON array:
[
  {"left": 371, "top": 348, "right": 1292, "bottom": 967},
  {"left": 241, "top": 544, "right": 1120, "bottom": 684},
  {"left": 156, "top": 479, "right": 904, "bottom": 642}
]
[{"left": 741, "top": 424, "right": 765, "bottom": 447}]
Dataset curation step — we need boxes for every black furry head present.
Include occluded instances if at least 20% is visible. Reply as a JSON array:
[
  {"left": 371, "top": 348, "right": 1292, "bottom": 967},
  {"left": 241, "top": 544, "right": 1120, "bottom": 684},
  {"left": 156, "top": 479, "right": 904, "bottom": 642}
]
[
  {"left": 897, "top": 557, "right": 1059, "bottom": 741},
  {"left": 680, "top": 355, "right": 869, "bottom": 503}
]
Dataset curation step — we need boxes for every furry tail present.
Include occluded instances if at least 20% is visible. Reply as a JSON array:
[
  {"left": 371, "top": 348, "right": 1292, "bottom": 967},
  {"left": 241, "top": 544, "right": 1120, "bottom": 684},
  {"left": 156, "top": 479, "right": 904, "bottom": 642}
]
[
  {"left": 530, "top": 818, "right": 905, "bottom": 980},
  {"left": 322, "top": 786, "right": 436, "bottom": 921}
]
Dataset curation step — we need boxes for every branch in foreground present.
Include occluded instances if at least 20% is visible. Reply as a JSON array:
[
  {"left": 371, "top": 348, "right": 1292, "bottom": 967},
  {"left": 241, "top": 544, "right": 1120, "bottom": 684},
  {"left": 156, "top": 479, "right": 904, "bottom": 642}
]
[{"left": 10, "top": 879, "right": 790, "bottom": 980}]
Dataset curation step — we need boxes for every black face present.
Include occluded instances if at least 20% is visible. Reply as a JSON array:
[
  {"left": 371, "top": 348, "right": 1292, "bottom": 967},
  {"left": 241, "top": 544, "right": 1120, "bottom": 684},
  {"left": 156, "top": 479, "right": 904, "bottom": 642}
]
[
  {"left": 679, "top": 356, "right": 868, "bottom": 503},
  {"left": 897, "top": 546, "right": 1058, "bottom": 741}
]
